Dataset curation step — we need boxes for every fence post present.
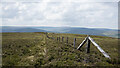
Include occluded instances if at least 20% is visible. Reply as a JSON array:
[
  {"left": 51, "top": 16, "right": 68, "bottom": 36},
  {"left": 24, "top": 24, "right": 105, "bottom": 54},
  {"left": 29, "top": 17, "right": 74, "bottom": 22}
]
[
  {"left": 57, "top": 37, "right": 58, "bottom": 41},
  {"left": 62, "top": 37, "right": 64, "bottom": 42},
  {"left": 59, "top": 37, "right": 60, "bottom": 42},
  {"left": 66, "top": 37, "right": 68, "bottom": 44},
  {"left": 86, "top": 37, "right": 90, "bottom": 53},
  {"left": 88, "top": 37, "right": 111, "bottom": 59},
  {"left": 73, "top": 38, "right": 76, "bottom": 48},
  {"left": 77, "top": 37, "right": 88, "bottom": 50}
]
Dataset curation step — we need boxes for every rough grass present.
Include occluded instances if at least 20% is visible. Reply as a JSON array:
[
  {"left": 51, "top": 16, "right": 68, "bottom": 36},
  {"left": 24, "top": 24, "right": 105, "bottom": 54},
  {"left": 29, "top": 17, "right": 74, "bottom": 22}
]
[{"left": 2, "top": 32, "right": 119, "bottom": 66}]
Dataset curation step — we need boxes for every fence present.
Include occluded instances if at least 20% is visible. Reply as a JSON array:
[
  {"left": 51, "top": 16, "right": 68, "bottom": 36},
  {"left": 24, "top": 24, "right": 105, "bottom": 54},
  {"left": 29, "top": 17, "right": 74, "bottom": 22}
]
[{"left": 45, "top": 32, "right": 111, "bottom": 59}]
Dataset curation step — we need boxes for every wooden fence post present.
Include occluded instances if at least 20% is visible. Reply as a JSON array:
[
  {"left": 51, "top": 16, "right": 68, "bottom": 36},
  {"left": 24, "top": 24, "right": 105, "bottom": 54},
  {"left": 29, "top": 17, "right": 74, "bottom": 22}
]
[
  {"left": 77, "top": 37, "right": 88, "bottom": 50},
  {"left": 66, "top": 37, "right": 68, "bottom": 44},
  {"left": 73, "top": 38, "right": 76, "bottom": 48},
  {"left": 62, "top": 37, "right": 64, "bottom": 42},
  {"left": 86, "top": 38, "right": 90, "bottom": 53},
  {"left": 88, "top": 37, "right": 111, "bottom": 59},
  {"left": 57, "top": 37, "right": 58, "bottom": 41},
  {"left": 59, "top": 37, "right": 60, "bottom": 42}
]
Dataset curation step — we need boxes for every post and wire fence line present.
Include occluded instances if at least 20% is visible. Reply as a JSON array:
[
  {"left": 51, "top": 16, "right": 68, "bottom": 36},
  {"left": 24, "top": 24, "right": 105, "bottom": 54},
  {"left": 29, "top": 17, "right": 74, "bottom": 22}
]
[{"left": 45, "top": 32, "right": 111, "bottom": 59}]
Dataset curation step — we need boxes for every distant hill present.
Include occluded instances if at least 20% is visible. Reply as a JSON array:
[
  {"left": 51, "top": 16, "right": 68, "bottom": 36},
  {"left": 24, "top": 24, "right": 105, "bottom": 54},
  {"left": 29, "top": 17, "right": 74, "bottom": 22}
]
[
  {"left": 35, "top": 27, "right": 118, "bottom": 38},
  {"left": 2, "top": 26, "right": 47, "bottom": 32},
  {"left": 2, "top": 26, "right": 119, "bottom": 38}
]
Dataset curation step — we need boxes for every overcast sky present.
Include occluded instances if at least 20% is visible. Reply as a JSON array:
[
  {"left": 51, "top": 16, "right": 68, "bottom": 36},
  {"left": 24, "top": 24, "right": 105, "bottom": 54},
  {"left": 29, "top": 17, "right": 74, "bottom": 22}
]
[{"left": 0, "top": 0, "right": 119, "bottom": 29}]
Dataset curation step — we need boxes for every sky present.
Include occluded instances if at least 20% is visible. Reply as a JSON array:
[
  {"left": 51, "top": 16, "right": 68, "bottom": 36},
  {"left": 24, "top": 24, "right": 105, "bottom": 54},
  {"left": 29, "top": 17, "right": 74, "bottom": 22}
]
[{"left": 0, "top": 0, "right": 119, "bottom": 29}]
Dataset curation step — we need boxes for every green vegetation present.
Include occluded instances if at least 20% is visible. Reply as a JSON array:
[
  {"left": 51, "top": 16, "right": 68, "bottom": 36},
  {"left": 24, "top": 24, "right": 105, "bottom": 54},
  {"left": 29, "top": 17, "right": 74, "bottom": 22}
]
[{"left": 2, "top": 32, "right": 119, "bottom": 66}]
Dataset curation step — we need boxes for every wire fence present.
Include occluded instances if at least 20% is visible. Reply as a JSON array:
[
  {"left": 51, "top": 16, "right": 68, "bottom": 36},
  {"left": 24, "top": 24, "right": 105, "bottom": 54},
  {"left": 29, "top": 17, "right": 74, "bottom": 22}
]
[{"left": 45, "top": 32, "right": 111, "bottom": 59}]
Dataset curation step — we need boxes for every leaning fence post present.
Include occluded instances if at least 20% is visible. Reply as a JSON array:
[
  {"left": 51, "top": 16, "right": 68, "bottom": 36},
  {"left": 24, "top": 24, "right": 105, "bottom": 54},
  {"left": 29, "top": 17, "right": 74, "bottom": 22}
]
[
  {"left": 88, "top": 37, "right": 111, "bottom": 59},
  {"left": 77, "top": 37, "right": 88, "bottom": 50},
  {"left": 86, "top": 37, "right": 90, "bottom": 53},
  {"left": 73, "top": 38, "right": 76, "bottom": 48}
]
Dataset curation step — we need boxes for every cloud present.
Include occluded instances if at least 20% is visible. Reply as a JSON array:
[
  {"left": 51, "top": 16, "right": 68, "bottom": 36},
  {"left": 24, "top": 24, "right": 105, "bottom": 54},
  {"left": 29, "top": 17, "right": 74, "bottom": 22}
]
[
  {"left": 61, "top": 3, "right": 118, "bottom": 28},
  {"left": 1, "top": 0, "right": 119, "bottom": 2},
  {"left": 1, "top": 1, "right": 118, "bottom": 29}
]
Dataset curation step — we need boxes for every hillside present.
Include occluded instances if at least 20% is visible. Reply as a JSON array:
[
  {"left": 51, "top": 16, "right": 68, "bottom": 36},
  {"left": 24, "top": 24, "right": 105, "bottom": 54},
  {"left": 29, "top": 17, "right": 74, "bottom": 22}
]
[{"left": 2, "top": 32, "right": 119, "bottom": 67}]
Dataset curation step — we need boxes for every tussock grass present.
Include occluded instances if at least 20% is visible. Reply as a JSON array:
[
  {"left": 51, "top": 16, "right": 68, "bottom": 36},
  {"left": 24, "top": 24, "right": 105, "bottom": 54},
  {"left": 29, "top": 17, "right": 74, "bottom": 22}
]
[{"left": 2, "top": 32, "right": 119, "bottom": 66}]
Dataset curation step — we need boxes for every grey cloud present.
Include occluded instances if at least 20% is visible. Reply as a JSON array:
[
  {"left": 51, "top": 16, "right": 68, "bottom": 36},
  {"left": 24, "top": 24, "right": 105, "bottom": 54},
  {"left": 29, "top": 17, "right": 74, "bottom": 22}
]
[
  {"left": 2, "top": 2, "right": 45, "bottom": 21},
  {"left": 61, "top": 2, "right": 118, "bottom": 29},
  {"left": 2, "top": 3, "right": 19, "bottom": 19},
  {"left": 1, "top": 0, "right": 43, "bottom": 2},
  {"left": 2, "top": 8, "right": 19, "bottom": 18},
  {"left": 1, "top": 0, "right": 119, "bottom": 2},
  {"left": 1, "top": 2, "right": 118, "bottom": 29}
]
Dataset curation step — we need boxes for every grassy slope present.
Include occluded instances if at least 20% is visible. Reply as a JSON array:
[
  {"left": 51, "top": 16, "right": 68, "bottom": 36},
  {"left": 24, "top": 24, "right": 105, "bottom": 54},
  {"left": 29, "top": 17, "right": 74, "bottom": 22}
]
[{"left": 2, "top": 32, "right": 119, "bottom": 66}]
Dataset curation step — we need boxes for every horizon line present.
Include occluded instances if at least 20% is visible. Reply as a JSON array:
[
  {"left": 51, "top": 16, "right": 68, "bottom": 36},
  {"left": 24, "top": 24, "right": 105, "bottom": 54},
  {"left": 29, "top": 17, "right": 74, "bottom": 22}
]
[{"left": 1, "top": 25, "right": 118, "bottom": 30}]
